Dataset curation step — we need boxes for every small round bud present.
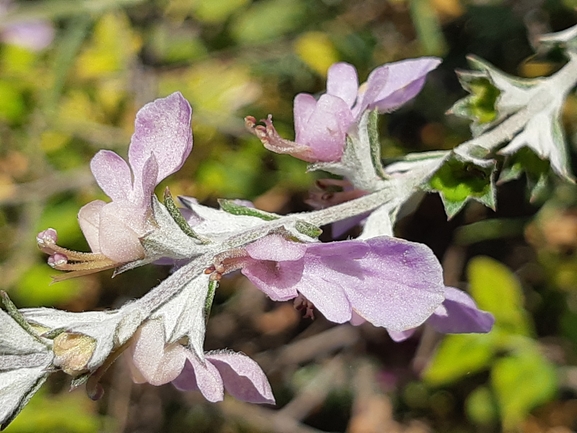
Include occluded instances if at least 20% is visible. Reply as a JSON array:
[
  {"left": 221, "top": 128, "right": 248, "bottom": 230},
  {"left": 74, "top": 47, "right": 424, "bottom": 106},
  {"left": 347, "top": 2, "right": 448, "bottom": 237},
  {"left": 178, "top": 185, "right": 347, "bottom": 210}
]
[{"left": 53, "top": 332, "right": 96, "bottom": 376}]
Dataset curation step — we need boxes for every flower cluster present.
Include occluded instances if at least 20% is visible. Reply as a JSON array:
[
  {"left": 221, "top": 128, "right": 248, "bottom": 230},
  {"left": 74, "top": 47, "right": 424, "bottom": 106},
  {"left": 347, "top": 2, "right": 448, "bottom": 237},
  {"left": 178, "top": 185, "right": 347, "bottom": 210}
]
[{"left": 1, "top": 57, "right": 496, "bottom": 428}]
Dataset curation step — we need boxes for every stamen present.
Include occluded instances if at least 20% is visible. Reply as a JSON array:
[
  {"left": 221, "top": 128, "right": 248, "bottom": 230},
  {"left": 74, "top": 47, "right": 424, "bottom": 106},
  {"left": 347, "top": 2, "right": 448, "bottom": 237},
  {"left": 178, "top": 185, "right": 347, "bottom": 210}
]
[
  {"left": 294, "top": 295, "right": 315, "bottom": 320},
  {"left": 37, "top": 228, "right": 122, "bottom": 281},
  {"left": 48, "top": 253, "right": 68, "bottom": 268}
]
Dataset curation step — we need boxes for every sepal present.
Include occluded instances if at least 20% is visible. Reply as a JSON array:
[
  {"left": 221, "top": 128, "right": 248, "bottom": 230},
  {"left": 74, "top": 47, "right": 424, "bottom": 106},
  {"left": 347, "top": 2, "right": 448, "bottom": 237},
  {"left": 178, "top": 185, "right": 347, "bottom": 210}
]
[
  {"left": 178, "top": 196, "right": 267, "bottom": 242},
  {"left": 147, "top": 273, "right": 211, "bottom": 358},
  {"left": 424, "top": 151, "right": 497, "bottom": 219},
  {"left": 21, "top": 309, "right": 116, "bottom": 371},
  {"left": 218, "top": 199, "right": 279, "bottom": 221},
  {"left": 498, "top": 91, "right": 571, "bottom": 180},
  {"left": 451, "top": 56, "right": 540, "bottom": 136},
  {"left": 163, "top": 188, "right": 210, "bottom": 243},
  {"left": 498, "top": 147, "right": 552, "bottom": 203},
  {"left": 451, "top": 54, "right": 573, "bottom": 180},
  {"left": 359, "top": 204, "right": 394, "bottom": 239},
  {"left": 449, "top": 70, "right": 500, "bottom": 136},
  {"left": 294, "top": 220, "right": 323, "bottom": 239},
  {"left": 141, "top": 196, "right": 210, "bottom": 262},
  {"left": 539, "top": 24, "right": 577, "bottom": 55}
]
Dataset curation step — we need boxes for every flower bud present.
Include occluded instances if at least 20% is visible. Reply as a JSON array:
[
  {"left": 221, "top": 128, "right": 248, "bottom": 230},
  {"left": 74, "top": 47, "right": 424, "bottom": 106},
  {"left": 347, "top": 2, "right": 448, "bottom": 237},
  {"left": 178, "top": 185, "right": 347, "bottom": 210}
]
[{"left": 53, "top": 332, "right": 97, "bottom": 376}]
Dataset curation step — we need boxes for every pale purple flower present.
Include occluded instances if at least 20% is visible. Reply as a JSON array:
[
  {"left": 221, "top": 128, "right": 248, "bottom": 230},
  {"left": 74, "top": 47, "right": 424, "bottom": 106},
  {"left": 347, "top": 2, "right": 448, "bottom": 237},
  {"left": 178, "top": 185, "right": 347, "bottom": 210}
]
[
  {"left": 79, "top": 92, "right": 192, "bottom": 263},
  {"left": 387, "top": 286, "right": 495, "bottom": 342},
  {"left": 246, "top": 57, "right": 441, "bottom": 163},
  {"left": 213, "top": 234, "right": 446, "bottom": 331},
  {"left": 36, "top": 93, "right": 193, "bottom": 279},
  {"left": 127, "top": 320, "right": 274, "bottom": 404},
  {"left": 0, "top": 1, "right": 54, "bottom": 50}
]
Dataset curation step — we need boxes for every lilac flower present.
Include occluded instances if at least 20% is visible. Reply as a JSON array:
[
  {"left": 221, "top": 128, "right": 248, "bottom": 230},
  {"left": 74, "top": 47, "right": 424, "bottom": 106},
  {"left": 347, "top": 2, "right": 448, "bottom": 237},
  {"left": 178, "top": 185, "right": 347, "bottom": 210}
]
[
  {"left": 0, "top": 1, "right": 54, "bottom": 50},
  {"left": 246, "top": 58, "right": 440, "bottom": 163},
  {"left": 210, "top": 234, "right": 446, "bottom": 331},
  {"left": 127, "top": 320, "right": 274, "bottom": 404},
  {"left": 386, "top": 287, "right": 495, "bottom": 342},
  {"left": 37, "top": 92, "right": 193, "bottom": 276}
]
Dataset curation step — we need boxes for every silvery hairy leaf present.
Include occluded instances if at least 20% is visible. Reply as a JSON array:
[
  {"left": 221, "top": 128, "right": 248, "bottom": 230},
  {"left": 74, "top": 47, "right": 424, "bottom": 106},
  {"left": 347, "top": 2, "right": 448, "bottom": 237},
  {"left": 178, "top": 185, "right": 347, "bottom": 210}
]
[
  {"left": 20, "top": 308, "right": 142, "bottom": 371},
  {"left": 0, "top": 306, "right": 53, "bottom": 430},
  {"left": 148, "top": 272, "right": 211, "bottom": 359}
]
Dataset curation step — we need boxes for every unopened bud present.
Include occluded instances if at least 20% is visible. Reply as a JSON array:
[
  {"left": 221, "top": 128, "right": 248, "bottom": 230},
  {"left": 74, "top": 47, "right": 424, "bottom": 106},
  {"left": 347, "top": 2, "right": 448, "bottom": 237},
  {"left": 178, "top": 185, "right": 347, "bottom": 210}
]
[{"left": 53, "top": 332, "right": 96, "bottom": 376}]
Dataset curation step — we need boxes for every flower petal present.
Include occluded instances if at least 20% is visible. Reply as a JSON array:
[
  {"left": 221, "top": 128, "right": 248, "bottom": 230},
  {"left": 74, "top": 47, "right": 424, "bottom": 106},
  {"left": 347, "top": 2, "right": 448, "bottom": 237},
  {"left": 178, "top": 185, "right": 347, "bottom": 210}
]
[
  {"left": 427, "top": 287, "right": 495, "bottom": 334},
  {"left": 326, "top": 62, "right": 358, "bottom": 108},
  {"left": 90, "top": 150, "right": 132, "bottom": 201},
  {"left": 97, "top": 202, "right": 148, "bottom": 263},
  {"left": 77, "top": 200, "right": 106, "bottom": 253},
  {"left": 128, "top": 92, "right": 193, "bottom": 187},
  {"left": 295, "top": 94, "right": 354, "bottom": 162},
  {"left": 206, "top": 351, "right": 275, "bottom": 404},
  {"left": 354, "top": 65, "right": 388, "bottom": 117},
  {"left": 340, "top": 237, "right": 445, "bottom": 331},
  {"left": 241, "top": 259, "right": 303, "bottom": 302},
  {"left": 133, "top": 152, "right": 159, "bottom": 206},
  {"left": 173, "top": 352, "right": 224, "bottom": 402},
  {"left": 387, "top": 329, "right": 416, "bottom": 342},
  {"left": 129, "top": 320, "right": 187, "bottom": 386},
  {"left": 2, "top": 21, "right": 54, "bottom": 51},
  {"left": 245, "top": 234, "right": 307, "bottom": 261},
  {"left": 292, "top": 265, "right": 353, "bottom": 322},
  {"left": 294, "top": 93, "right": 317, "bottom": 136},
  {"left": 365, "top": 57, "right": 441, "bottom": 113},
  {"left": 300, "top": 237, "right": 444, "bottom": 330}
]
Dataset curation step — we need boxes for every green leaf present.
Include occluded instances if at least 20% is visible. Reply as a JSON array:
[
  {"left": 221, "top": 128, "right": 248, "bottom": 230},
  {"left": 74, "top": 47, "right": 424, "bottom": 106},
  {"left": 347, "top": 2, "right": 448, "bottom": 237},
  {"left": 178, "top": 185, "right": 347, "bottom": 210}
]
[
  {"left": 466, "top": 386, "right": 499, "bottom": 426},
  {"left": 230, "top": 0, "right": 305, "bottom": 45},
  {"left": 491, "top": 350, "right": 557, "bottom": 429},
  {"left": 454, "top": 218, "right": 528, "bottom": 246},
  {"left": 423, "top": 333, "right": 496, "bottom": 386},
  {"left": 467, "top": 256, "right": 531, "bottom": 336},
  {"left": 0, "top": 80, "right": 25, "bottom": 123},
  {"left": 409, "top": 0, "right": 447, "bottom": 55},
  {"left": 425, "top": 152, "right": 496, "bottom": 219},
  {"left": 191, "top": 0, "right": 249, "bottom": 24}
]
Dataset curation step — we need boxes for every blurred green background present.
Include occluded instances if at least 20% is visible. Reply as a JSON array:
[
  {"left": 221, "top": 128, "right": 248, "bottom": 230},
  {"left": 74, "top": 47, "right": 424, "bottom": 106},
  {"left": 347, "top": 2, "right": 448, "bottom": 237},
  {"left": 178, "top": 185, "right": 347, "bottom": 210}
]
[{"left": 2, "top": 0, "right": 577, "bottom": 431}]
